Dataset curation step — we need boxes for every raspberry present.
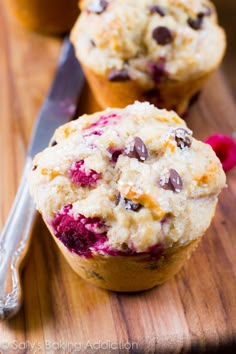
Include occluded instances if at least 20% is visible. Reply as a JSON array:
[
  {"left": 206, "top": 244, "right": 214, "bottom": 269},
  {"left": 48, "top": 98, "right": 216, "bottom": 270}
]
[
  {"left": 83, "top": 130, "right": 103, "bottom": 137},
  {"left": 205, "top": 134, "right": 236, "bottom": 172},
  {"left": 52, "top": 206, "right": 164, "bottom": 259},
  {"left": 90, "top": 113, "right": 119, "bottom": 128},
  {"left": 148, "top": 243, "right": 164, "bottom": 258},
  {"left": 52, "top": 205, "right": 108, "bottom": 258},
  {"left": 147, "top": 58, "right": 167, "bottom": 83},
  {"left": 70, "top": 160, "right": 101, "bottom": 187}
]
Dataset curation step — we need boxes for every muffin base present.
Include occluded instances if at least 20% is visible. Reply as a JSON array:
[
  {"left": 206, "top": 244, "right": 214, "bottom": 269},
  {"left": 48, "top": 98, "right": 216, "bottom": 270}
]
[
  {"left": 81, "top": 64, "right": 215, "bottom": 116},
  {"left": 46, "top": 220, "right": 200, "bottom": 292}
]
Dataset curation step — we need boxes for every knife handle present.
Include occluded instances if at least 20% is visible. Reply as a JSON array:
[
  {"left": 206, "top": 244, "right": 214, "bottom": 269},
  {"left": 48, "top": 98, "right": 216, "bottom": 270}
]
[{"left": 0, "top": 157, "right": 36, "bottom": 320}]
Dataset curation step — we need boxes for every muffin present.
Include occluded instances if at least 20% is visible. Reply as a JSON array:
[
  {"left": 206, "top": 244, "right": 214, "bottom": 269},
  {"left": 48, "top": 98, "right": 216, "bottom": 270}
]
[
  {"left": 28, "top": 102, "right": 226, "bottom": 291},
  {"left": 7, "top": 0, "right": 79, "bottom": 35},
  {"left": 71, "top": 0, "right": 226, "bottom": 115}
]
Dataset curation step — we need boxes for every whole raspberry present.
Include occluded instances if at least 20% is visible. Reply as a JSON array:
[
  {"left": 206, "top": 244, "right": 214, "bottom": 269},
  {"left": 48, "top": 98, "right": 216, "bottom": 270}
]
[{"left": 205, "top": 134, "right": 236, "bottom": 172}]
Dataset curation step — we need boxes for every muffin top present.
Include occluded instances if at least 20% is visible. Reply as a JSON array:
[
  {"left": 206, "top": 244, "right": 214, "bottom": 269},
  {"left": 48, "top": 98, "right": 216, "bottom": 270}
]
[
  {"left": 72, "top": 0, "right": 225, "bottom": 86},
  {"left": 29, "top": 102, "right": 226, "bottom": 257}
]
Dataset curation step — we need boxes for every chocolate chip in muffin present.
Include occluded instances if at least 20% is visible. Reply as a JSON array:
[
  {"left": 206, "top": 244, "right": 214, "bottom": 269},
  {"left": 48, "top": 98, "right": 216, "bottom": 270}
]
[
  {"left": 134, "top": 137, "right": 149, "bottom": 161},
  {"left": 148, "top": 5, "right": 166, "bottom": 17},
  {"left": 125, "top": 137, "right": 148, "bottom": 162},
  {"left": 87, "top": 0, "right": 108, "bottom": 14},
  {"left": 116, "top": 193, "right": 142, "bottom": 211},
  {"left": 169, "top": 169, "right": 183, "bottom": 192},
  {"left": 90, "top": 39, "right": 96, "bottom": 47},
  {"left": 152, "top": 26, "right": 173, "bottom": 45},
  {"left": 109, "top": 148, "right": 123, "bottom": 163},
  {"left": 160, "top": 169, "right": 183, "bottom": 193},
  {"left": 187, "top": 13, "right": 204, "bottom": 30},
  {"left": 108, "top": 69, "right": 130, "bottom": 82},
  {"left": 50, "top": 140, "right": 58, "bottom": 147},
  {"left": 174, "top": 128, "right": 192, "bottom": 149},
  {"left": 32, "top": 165, "right": 38, "bottom": 171},
  {"left": 124, "top": 198, "right": 142, "bottom": 212}
]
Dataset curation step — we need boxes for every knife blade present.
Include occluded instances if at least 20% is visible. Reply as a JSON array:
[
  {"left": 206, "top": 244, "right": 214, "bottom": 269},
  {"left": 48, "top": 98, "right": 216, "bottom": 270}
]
[
  {"left": 29, "top": 37, "right": 84, "bottom": 156},
  {"left": 0, "top": 37, "right": 84, "bottom": 320}
]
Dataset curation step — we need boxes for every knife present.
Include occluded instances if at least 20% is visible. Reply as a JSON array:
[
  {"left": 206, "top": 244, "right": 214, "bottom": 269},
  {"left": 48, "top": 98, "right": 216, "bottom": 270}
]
[{"left": 0, "top": 37, "right": 84, "bottom": 320}]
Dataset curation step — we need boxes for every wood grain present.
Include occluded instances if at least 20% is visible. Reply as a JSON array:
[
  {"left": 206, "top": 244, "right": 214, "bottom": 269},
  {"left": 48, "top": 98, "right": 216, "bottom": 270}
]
[{"left": 0, "top": 0, "right": 236, "bottom": 352}]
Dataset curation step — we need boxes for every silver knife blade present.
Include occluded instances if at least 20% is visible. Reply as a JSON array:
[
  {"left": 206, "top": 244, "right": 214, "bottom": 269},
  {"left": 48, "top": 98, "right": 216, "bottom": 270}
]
[
  {"left": 29, "top": 37, "right": 84, "bottom": 157},
  {"left": 0, "top": 36, "right": 84, "bottom": 320}
]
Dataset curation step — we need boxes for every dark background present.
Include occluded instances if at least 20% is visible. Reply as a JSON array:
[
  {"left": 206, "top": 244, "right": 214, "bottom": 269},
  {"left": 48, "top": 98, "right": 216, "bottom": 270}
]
[{"left": 213, "top": 0, "right": 236, "bottom": 99}]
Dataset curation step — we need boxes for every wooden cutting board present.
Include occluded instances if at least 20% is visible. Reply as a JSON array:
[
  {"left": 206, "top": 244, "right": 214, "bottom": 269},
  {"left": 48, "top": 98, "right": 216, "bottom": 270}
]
[{"left": 0, "top": 2, "right": 236, "bottom": 353}]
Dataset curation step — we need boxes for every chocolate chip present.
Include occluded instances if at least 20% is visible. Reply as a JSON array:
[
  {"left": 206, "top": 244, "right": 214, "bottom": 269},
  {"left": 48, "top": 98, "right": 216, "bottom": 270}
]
[
  {"left": 50, "top": 140, "right": 58, "bottom": 147},
  {"left": 187, "top": 13, "right": 204, "bottom": 30},
  {"left": 32, "top": 165, "right": 38, "bottom": 171},
  {"left": 110, "top": 148, "right": 123, "bottom": 163},
  {"left": 152, "top": 26, "right": 173, "bottom": 45},
  {"left": 160, "top": 169, "right": 183, "bottom": 193},
  {"left": 88, "top": 0, "right": 108, "bottom": 14},
  {"left": 108, "top": 69, "right": 130, "bottom": 82},
  {"left": 174, "top": 128, "right": 192, "bottom": 149},
  {"left": 134, "top": 137, "right": 148, "bottom": 161},
  {"left": 124, "top": 198, "right": 142, "bottom": 212},
  {"left": 90, "top": 39, "right": 96, "bottom": 47},
  {"left": 160, "top": 174, "right": 171, "bottom": 191},
  {"left": 117, "top": 193, "right": 142, "bottom": 211},
  {"left": 148, "top": 5, "right": 166, "bottom": 17},
  {"left": 125, "top": 137, "right": 148, "bottom": 162},
  {"left": 169, "top": 169, "right": 183, "bottom": 192}
]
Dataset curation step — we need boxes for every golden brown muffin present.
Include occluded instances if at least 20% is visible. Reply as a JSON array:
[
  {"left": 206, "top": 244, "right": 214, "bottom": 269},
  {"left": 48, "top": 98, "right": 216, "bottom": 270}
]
[
  {"left": 29, "top": 102, "right": 226, "bottom": 291},
  {"left": 71, "top": 0, "right": 226, "bottom": 115}
]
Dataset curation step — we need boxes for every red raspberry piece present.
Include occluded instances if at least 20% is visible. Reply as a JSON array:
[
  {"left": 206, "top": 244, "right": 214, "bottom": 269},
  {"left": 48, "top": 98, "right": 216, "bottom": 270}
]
[
  {"left": 52, "top": 206, "right": 165, "bottom": 259},
  {"left": 70, "top": 160, "right": 101, "bottom": 187},
  {"left": 205, "top": 134, "right": 236, "bottom": 172},
  {"left": 148, "top": 243, "right": 165, "bottom": 258},
  {"left": 90, "top": 113, "right": 120, "bottom": 128},
  {"left": 147, "top": 57, "right": 167, "bottom": 83},
  {"left": 52, "top": 205, "right": 108, "bottom": 258},
  {"left": 83, "top": 130, "right": 103, "bottom": 137}
]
